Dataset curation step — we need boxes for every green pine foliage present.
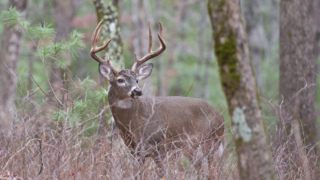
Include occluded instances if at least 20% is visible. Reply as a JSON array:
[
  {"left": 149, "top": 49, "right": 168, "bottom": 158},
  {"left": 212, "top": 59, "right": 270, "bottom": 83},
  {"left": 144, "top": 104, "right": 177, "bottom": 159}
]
[
  {"left": 29, "top": 22, "right": 55, "bottom": 40},
  {"left": 1, "top": 7, "right": 100, "bottom": 128},
  {"left": 0, "top": 6, "right": 30, "bottom": 31}
]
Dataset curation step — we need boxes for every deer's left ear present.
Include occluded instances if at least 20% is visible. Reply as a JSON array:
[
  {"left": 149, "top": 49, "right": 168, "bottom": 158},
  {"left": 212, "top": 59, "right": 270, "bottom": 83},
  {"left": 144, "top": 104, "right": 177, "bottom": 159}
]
[
  {"left": 137, "top": 63, "right": 153, "bottom": 81},
  {"left": 99, "top": 63, "right": 113, "bottom": 81}
]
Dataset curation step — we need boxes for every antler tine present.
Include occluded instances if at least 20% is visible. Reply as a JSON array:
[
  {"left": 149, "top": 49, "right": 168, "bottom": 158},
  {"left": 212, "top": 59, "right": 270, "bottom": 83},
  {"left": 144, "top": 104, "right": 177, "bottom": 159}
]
[
  {"left": 159, "top": 21, "right": 163, "bottom": 46},
  {"left": 90, "top": 21, "right": 120, "bottom": 74},
  {"left": 148, "top": 22, "right": 152, "bottom": 53},
  {"left": 131, "top": 21, "right": 166, "bottom": 72}
]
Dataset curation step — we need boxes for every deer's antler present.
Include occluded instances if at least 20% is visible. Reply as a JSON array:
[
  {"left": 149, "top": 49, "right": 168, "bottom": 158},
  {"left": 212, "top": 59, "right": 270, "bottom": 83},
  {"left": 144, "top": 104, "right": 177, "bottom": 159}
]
[
  {"left": 90, "top": 21, "right": 120, "bottom": 74},
  {"left": 131, "top": 21, "right": 166, "bottom": 72}
]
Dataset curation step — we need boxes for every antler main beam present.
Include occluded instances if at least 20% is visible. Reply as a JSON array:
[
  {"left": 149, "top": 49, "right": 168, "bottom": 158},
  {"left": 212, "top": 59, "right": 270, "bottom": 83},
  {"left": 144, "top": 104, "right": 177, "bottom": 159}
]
[
  {"left": 131, "top": 22, "right": 166, "bottom": 72},
  {"left": 90, "top": 21, "right": 120, "bottom": 74}
]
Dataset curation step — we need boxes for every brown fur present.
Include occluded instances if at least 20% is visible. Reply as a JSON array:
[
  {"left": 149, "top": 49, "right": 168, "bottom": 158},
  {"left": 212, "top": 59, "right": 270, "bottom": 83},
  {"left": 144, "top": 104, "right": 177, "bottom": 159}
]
[{"left": 105, "top": 69, "right": 225, "bottom": 177}]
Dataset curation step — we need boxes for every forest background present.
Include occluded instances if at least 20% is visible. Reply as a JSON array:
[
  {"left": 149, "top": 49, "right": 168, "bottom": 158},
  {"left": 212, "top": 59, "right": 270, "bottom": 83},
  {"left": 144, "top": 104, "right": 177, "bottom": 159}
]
[{"left": 0, "top": 0, "right": 319, "bottom": 179}]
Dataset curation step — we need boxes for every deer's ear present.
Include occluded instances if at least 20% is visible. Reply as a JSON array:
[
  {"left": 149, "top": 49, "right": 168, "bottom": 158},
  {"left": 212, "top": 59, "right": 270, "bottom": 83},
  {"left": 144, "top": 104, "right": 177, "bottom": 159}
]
[
  {"left": 99, "top": 63, "right": 113, "bottom": 81},
  {"left": 137, "top": 63, "right": 153, "bottom": 81}
]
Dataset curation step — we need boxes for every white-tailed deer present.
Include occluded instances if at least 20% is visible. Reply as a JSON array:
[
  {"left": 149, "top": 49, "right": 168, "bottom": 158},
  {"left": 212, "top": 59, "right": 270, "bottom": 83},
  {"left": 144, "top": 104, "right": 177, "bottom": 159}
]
[{"left": 90, "top": 21, "right": 225, "bottom": 177}]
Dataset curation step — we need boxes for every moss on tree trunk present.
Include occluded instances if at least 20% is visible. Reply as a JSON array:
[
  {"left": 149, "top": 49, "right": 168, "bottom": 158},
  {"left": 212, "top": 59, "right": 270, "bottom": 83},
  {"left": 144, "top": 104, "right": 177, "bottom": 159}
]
[
  {"left": 93, "top": 0, "right": 124, "bottom": 69},
  {"left": 207, "top": 0, "right": 276, "bottom": 179}
]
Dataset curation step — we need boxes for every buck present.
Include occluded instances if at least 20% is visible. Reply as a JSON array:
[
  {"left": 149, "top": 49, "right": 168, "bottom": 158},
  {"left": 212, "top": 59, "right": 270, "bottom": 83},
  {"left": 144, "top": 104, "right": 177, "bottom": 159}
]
[{"left": 90, "top": 21, "right": 225, "bottom": 177}]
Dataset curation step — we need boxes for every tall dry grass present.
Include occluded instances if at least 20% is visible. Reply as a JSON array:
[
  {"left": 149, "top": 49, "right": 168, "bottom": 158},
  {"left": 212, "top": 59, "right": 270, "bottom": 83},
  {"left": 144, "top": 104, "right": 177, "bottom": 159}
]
[
  {"left": 0, "top": 100, "right": 319, "bottom": 180},
  {"left": 0, "top": 75, "right": 319, "bottom": 180}
]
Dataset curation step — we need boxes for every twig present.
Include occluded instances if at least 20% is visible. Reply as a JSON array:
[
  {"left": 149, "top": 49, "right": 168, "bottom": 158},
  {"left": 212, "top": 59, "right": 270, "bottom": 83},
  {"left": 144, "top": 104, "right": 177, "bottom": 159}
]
[
  {"left": 30, "top": 73, "right": 57, "bottom": 103},
  {"left": 2, "top": 139, "right": 40, "bottom": 171},
  {"left": 37, "top": 139, "right": 43, "bottom": 175},
  {"left": 185, "top": 77, "right": 195, "bottom": 97},
  {"left": 77, "top": 104, "right": 111, "bottom": 128}
]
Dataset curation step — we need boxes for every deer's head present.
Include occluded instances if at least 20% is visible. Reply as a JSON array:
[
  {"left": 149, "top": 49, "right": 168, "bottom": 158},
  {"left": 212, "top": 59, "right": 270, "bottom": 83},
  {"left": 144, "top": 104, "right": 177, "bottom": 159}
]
[{"left": 90, "top": 21, "right": 166, "bottom": 100}]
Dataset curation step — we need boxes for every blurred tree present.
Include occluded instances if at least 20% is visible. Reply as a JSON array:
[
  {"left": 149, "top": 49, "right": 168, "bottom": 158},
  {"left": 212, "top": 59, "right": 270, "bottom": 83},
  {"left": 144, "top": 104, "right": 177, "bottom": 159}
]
[
  {"left": 162, "top": 0, "right": 187, "bottom": 96},
  {"left": 92, "top": 0, "right": 124, "bottom": 136},
  {"left": 131, "top": 0, "right": 145, "bottom": 60},
  {"left": 279, "top": 0, "right": 318, "bottom": 155},
  {"left": 51, "top": 0, "right": 76, "bottom": 88},
  {"left": 166, "top": 0, "right": 189, "bottom": 97},
  {"left": 314, "top": 1, "right": 320, "bottom": 65},
  {"left": 154, "top": 1, "right": 163, "bottom": 96},
  {"left": 27, "top": 41, "right": 38, "bottom": 91},
  {"left": 241, "top": 0, "right": 263, "bottom": 90},
  {"left": 203, "top": 40, "right": 213, "bottom": 102},
  {"left": 207, "top": 0, "right": 276, "bottom": 179},
  {"left": 195, "top": 2, "right": 207, "bottom": 98},
  {"left": 0, "top": 0, "right": 28, "bottom": 131},
  {"left": 131, "top": 0, "right": 156, "bottom": 97}
]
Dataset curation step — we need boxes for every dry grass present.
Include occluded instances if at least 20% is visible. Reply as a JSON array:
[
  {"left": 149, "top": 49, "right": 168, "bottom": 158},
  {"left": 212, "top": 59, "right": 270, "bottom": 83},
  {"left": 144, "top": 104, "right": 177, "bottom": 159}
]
[
  {"left": 0, "top": 118, "right": 237, "bottom": 180},
  {"left": 0, "top": 108, "right": 237, "bottom": 179},
  {"left": 1, "top": 113, "right": 319, "bottom": 180},
  {"left": 0, "top": 81, "right": 319, "bottom": 180}
]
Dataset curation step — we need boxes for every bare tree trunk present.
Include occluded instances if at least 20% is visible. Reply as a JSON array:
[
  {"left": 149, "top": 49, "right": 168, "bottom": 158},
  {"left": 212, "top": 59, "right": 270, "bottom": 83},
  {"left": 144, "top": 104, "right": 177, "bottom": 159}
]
[
  {"left": 162, "top": 0, "right": 187, "bottom": 96},
  {"left": 279, "top": 0, "right": 318, "bottom": 155},
  {"left": 241, "top": 0, "right": 263, "bottom": 90},
  {"left": 27, "top": 45, "right": 37, "bottom": 91},
  {"left": 203, "top": 40, "right": 213, "bottom": 102},
  {"left": 131, "top": 0, "right": 143, "bottom": 62},
  {"left": 154, "top": 1, "right": 163, "bottom": 96},
  {"left": 51, "top": 0, "right": 76, "bottom": 90},
  {"left": 207, "top": 0, "right": 276, "bottom": 179},
  {"left": 54, "top": 0, "right": 76, "bottom": 43},
  {"left": 195, "top": 2, "right": 207, "bottom": 98},
  {"left": 314, "top": 0, "right": 320, "bottom": 69},
  {"left": 0, "top": 0, "right": 28, "bottom": 129},
  {"left": 132, "top": 0, "right": 157, "bottom": 97},
  {"left": 174, "top": 3, "right": 188, "bottom": 96}
]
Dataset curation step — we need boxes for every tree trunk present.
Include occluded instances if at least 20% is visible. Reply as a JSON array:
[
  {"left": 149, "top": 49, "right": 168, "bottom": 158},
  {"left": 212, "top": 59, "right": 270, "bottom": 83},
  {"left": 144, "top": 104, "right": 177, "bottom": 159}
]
[
  {"left": 162, "top": 0, "right": 187, "bottom": 96},
  {"left": 241, "top": 0, "right": 263, "bottom": 90},
  {"left": 203, "top": 40, "right": 213, "bottom": 102},
  {"left": 131, "top": 0, "right": 156, "bottom": 97},
  {"left": 207, "top": 0, "right": 276, "bottom": 179},
  {"left": 0, "top": 0, "right": 28, "bottom": 128},
  {"left": 195, "top": 2, "right": 207, "bottom": 99},
  {"left": 154, "top": 1, "right": 163, "bottom": 96},
  {"left": 279, "top": 0, "right": 318, "bottom": 155},
  {"left": 27, "top": 45, "right": 37, "bottom": 91},
  {"left": 93, "top": 0, "right": 124, "bottom": 136},
  {"left": 131, "top": 0, "right": 145, "bottom": 59},
  {"left": 51, "top": 0, "right": 76, "bottom": 89}
]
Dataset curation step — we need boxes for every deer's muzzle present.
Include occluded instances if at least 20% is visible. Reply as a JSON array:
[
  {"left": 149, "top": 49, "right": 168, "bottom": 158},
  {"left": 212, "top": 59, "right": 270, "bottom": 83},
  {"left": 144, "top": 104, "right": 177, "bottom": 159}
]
[{"left": 131, "top": 88, "right": 142, "bottom": 98}]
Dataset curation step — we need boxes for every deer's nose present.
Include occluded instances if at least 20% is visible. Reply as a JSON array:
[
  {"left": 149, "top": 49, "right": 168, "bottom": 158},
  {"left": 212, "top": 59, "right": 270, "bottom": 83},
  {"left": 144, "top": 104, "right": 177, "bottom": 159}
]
[{"left": 133, "top": 88, "right": 142, "bottom": 96}]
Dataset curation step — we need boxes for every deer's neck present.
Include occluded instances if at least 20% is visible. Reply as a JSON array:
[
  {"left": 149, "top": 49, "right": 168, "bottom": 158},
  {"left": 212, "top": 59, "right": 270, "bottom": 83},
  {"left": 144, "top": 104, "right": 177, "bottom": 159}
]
[
  {"left": 108, "top": 87, "right": 150, "bottom": 149},
  {"left": 108, "top": 87, "right": 148, "bottom": 123}
]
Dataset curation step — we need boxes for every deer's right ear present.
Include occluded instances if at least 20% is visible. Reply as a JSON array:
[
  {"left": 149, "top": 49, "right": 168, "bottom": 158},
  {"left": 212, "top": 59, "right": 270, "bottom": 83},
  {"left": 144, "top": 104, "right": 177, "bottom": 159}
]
[
  {"left": 99, "top": 63, "right": 113, "bottom": 81},
  {"left": 137, "top": 63, "right": 153, "bottom": 81}
]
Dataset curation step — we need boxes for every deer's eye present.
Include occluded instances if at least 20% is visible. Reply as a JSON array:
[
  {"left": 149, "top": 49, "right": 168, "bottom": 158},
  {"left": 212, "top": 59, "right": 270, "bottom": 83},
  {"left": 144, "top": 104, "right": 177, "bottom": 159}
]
[
  {"left": 136, "top": 80, "right": 139, "bottom": 83},
  {"left": 117, "top": 79, "right": 124, "bottom": 83}
]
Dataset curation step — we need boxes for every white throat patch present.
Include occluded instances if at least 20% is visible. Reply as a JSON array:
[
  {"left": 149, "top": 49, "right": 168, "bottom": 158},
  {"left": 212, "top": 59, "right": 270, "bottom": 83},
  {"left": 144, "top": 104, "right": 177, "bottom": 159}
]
[{"left": 117, "top": 100, "right": 133, "bottom": 109}]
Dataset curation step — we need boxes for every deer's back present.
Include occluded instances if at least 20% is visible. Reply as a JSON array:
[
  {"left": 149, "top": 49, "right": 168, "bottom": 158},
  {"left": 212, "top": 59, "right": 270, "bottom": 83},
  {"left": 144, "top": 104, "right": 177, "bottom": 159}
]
[{"left": 139, "top": 96, "right": 224, "bottom": 146}]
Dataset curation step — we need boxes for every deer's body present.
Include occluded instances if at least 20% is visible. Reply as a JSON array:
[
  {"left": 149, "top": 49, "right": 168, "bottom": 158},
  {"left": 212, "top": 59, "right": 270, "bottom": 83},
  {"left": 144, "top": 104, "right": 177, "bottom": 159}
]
[
  {"left": 90, "top": 21, "right": 225, "bottom": 178},
  {"left": 109, "top": 91, "right": 224, "bottom": 154}
]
